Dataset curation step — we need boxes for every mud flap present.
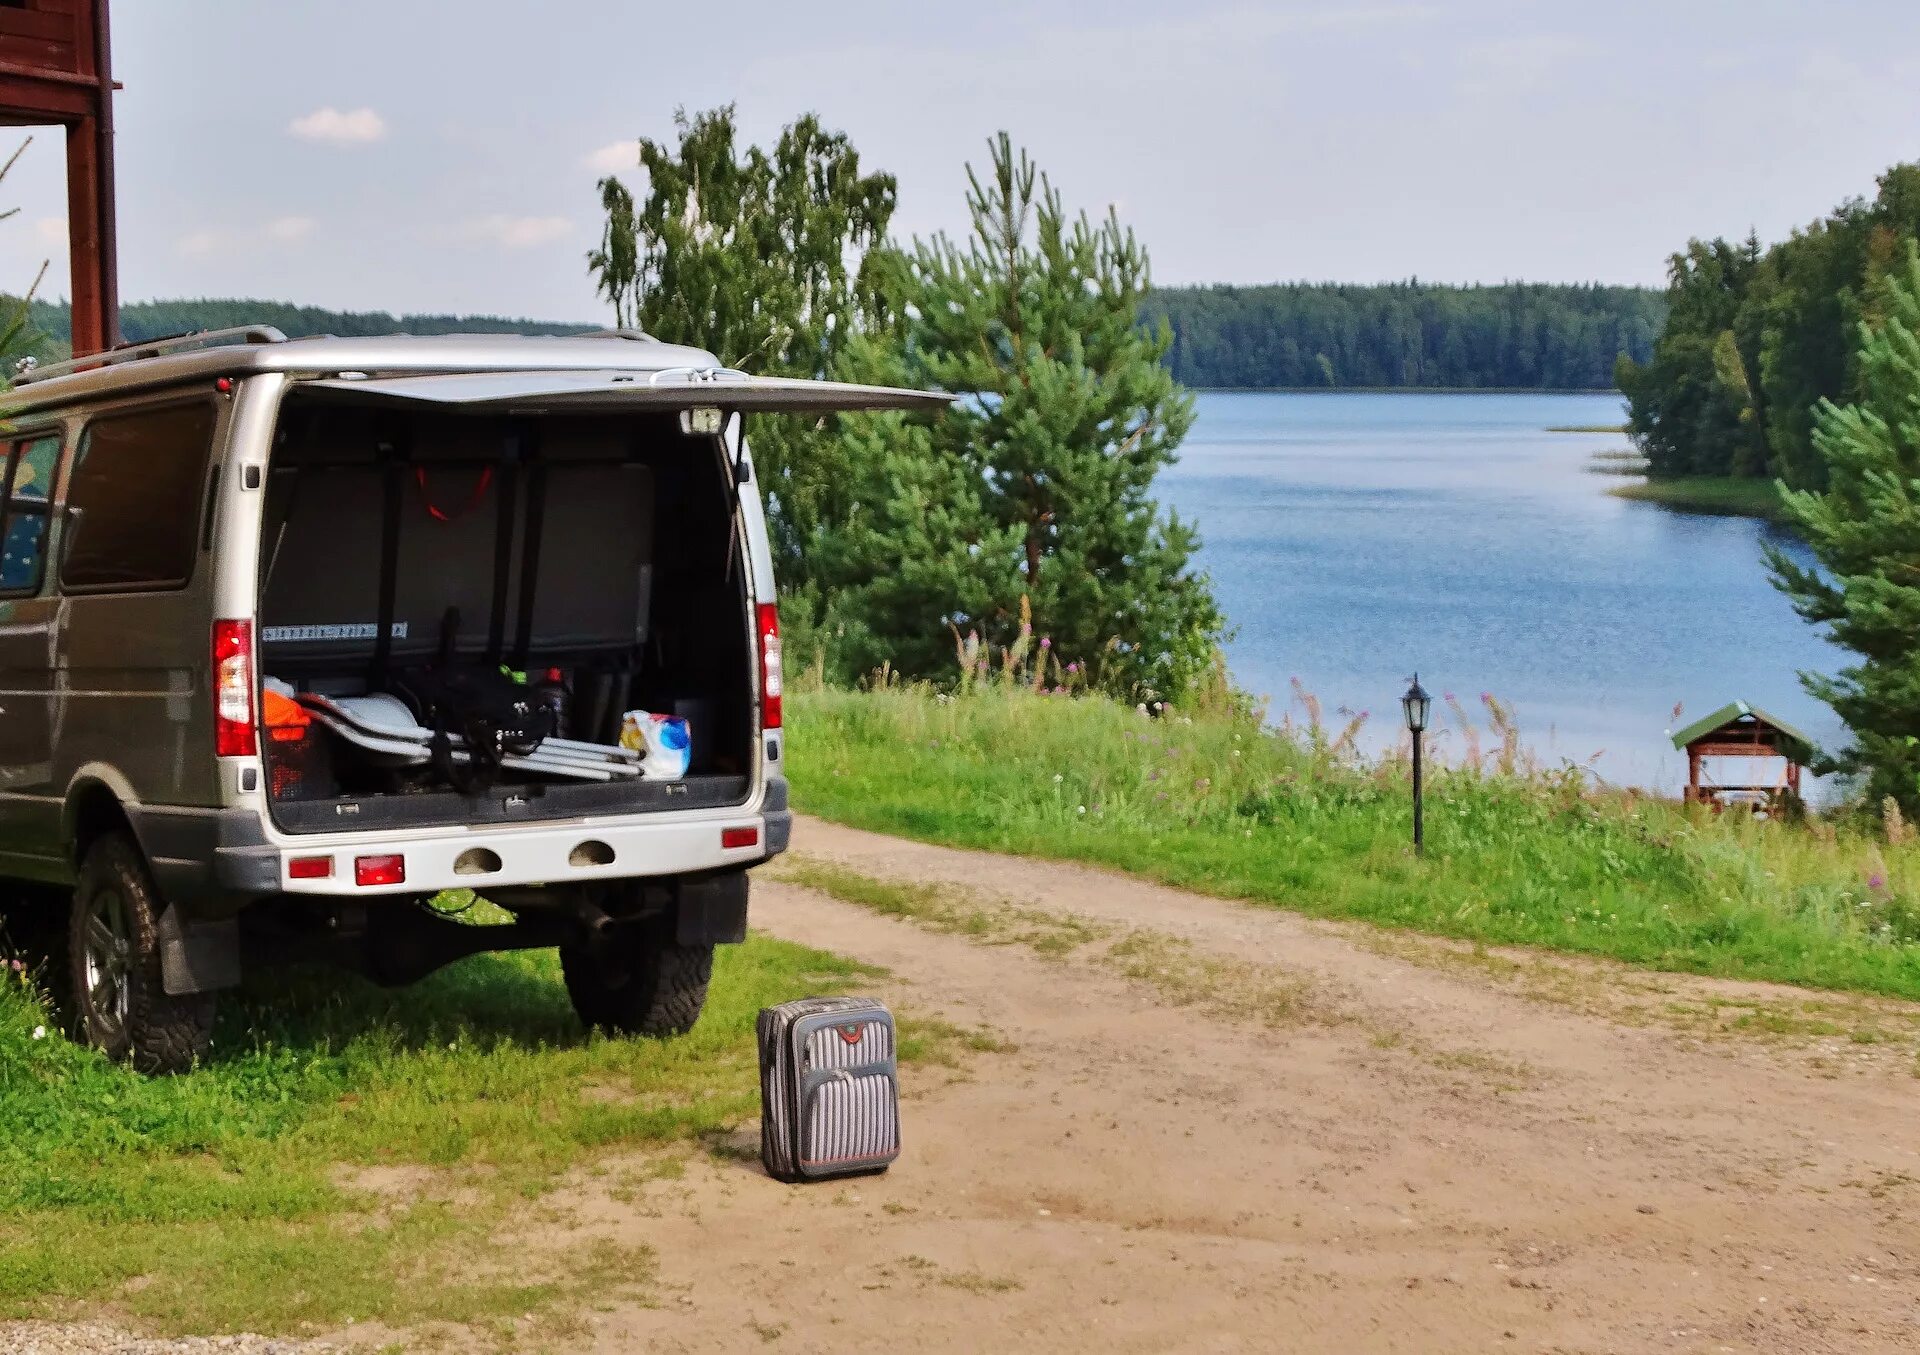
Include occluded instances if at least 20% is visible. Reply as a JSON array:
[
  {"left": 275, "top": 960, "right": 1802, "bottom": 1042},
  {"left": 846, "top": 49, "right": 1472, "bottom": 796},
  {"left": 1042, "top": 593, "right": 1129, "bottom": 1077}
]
[
  {"left": 158, "top": 907, "right": 242, "bottom": 995},
  {"left": 675, "top": 870, "right": 749, "bottom": 946}
]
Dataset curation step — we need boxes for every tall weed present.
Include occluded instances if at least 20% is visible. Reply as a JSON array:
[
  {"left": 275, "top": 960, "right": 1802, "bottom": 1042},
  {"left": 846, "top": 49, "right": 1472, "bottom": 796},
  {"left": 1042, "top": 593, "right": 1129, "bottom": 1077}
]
[{"left": 789, "top": 684, "right": 1920, "bottom": 1001}]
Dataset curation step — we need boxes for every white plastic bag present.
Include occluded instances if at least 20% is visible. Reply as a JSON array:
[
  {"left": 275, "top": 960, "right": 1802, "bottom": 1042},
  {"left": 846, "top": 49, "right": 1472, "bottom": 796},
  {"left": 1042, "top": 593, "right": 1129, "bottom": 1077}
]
[{"left": 619, "top": 710, "right": 691, "bottom": 780}]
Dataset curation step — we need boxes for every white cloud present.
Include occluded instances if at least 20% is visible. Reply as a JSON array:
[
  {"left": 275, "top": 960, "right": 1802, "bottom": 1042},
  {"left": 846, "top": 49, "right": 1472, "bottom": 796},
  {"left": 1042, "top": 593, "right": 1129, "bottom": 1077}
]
[
  {"left": 177, "top": 227, "right": 228, "bottom": 258},
  {"left": 266, "top": 215, "right": 316, "bottom": 243},
  {"left": 453, "top": 214, "right": 573, "bottom": 249},
  {"left": 584, "top": 141, "right": 635, "bottom": 175},
  {"left": 288, "top": 106, "right": 387, "bottom": 146},
  {"left": 177, "top": 217, "right": 321, "bottom": 257}
]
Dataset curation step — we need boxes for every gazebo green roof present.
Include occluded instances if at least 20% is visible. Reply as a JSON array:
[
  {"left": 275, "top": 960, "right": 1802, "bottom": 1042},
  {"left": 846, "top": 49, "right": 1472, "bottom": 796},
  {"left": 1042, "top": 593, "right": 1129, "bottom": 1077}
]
[{"left": 1670, "top": 701, "right": 1815, "bottom": 764}]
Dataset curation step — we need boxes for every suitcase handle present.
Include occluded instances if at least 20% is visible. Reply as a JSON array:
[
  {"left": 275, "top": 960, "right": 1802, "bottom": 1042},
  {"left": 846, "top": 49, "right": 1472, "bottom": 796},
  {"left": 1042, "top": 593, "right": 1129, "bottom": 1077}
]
[{"left": 801, "top": 1062, "right": 893, "bottom": 1094}]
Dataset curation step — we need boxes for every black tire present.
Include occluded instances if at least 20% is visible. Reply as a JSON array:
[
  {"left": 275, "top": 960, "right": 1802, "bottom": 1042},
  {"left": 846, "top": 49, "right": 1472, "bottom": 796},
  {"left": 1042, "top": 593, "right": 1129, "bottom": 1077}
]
[
  {"left": 560, "top": 920, "right": 712, "bottom": 1038},
  {"left": 68, "top": 831, "right": 216, "bottom": 1074}
]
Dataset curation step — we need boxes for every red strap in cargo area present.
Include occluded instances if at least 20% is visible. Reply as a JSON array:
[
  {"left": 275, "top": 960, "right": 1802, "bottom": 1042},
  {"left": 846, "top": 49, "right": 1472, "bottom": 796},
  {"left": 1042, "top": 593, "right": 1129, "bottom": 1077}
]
[{"left": 414, "top": 465, "right": 493, "bottom": 522}]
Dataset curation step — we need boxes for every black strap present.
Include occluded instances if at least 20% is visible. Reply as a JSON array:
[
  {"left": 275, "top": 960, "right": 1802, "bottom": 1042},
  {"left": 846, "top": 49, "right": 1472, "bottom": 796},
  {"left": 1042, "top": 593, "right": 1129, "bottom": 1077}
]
[
  {"left": 430, "top": 711, "right": 496, "bottom": 798},
  {"left": 510, "top": 443, "right": 548, "bottom": 671},
  {"left": 370, "top": 435, "right": 407, "bottom": 683},
  {"left": 437, "top": 605, "right": 462, "bottom": 667},
  {"left": 486, "top": 438, "right": 522, "bottom": 663}
]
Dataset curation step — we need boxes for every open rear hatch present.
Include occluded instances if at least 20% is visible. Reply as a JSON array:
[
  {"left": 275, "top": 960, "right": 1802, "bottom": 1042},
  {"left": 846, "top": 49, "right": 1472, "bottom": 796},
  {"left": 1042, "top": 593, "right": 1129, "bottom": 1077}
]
[{"left": 254, "top": 368, "right": 947, "bottom": 835}]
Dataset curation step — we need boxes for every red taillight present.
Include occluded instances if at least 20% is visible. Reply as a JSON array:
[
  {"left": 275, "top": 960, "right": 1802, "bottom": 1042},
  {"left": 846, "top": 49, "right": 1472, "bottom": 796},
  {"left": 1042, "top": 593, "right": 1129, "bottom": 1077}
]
[
  {"left": 756, "top": 602, "right": 782, "bottom": 730},
  {"left": 722, "top": 825, "right": 760, "bottom": 850},
  {"left": 354, "top": 854, "right": 406, "bottom": 887},
  {"left": 288, "top": 855, "right": 333, "bottom": 880},
  {"left": 212, "top": 619, "right": 256, "bottom": 757}
]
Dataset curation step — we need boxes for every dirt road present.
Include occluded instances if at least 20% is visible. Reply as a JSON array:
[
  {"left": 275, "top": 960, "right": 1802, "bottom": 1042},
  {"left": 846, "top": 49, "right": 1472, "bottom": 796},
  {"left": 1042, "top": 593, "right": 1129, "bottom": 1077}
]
[
  {"left": 11, "top": 819, "right": 1915, "bottom": 1355},
  {"left": 511, "top": 816, "right": 1917, "bottom": 1354}
]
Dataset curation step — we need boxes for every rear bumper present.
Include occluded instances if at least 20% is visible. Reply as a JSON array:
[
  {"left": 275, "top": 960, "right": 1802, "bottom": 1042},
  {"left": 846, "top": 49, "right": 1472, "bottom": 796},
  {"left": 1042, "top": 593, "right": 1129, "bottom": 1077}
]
[{"left": 130, "top": 788, "right": 791, "bottom": 917}]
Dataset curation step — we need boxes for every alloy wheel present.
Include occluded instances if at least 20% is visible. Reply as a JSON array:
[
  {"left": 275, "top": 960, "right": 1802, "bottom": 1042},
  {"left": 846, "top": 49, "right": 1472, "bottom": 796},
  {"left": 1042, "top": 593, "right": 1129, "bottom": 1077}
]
[{"left": 81, "top": 886, "right": 132, "bottom": 1042}]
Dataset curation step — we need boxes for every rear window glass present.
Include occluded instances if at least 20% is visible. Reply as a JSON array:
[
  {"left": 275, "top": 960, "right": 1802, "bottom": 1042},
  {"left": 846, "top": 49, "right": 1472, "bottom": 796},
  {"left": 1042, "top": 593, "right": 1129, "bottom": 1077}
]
[
  {"left": 0, "top": 433, "right": 61, "bottom": 594},
  {"left": 62, "top": 402, "right": 219, "bottom": 592}
]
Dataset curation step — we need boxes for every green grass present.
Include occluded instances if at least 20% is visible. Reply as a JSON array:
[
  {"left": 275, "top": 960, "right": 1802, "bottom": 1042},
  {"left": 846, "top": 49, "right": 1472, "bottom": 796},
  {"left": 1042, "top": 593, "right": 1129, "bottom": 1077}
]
[
  {"left": 786, "top": 686, "right": 1920, "bottom": 1003},
  {"left": 0, "top": 932, "right": 885, "bottom": 1337},
  {"left": 1609, "top": 475, "right": 1790, "bottom": 524}
]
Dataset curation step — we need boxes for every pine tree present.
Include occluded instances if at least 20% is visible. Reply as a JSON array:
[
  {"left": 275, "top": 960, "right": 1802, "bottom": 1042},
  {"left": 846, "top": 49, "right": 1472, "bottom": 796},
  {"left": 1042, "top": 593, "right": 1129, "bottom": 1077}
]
[
  {"left": 845, "top": 134, "right": 1223, "bottom": 702},
  {"left": 806, "top": 401, "right": 1025, "bottom": 683},
  {"left": 1768, "top": 242, "right": 1920, "bottom": 808}
]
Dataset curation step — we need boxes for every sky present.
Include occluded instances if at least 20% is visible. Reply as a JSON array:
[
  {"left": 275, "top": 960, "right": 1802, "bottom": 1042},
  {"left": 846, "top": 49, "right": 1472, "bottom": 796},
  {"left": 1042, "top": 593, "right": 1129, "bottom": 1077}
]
[{"left": 1, "top": 0, "right": 1917, "bottom": 322}]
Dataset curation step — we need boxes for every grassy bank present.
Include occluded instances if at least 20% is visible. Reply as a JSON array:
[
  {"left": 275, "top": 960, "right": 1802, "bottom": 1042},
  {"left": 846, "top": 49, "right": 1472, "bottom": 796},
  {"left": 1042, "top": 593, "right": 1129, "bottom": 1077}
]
[
  {"left": 0, "top": 933, "right": 942, "bottom": 1337},
  {"left": 1609, "top": 475, "right": 1790, "bottom": 524},
  {"left": 787, "top": 687, "right": 1920, "bottom": 1002}
]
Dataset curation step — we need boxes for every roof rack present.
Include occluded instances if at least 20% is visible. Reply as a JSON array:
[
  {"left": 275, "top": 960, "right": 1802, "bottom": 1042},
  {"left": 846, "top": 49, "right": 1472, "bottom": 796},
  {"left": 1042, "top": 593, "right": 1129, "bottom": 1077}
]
[{"left": 13, "top": 324, "right": 289, "bottom": 386}]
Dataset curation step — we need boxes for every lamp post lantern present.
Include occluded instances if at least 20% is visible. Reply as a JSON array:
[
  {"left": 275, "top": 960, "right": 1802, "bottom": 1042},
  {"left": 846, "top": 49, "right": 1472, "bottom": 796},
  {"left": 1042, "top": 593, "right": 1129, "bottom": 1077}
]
[{"left": 1402, "top": 674, "right": 1431, "bottom": 855}]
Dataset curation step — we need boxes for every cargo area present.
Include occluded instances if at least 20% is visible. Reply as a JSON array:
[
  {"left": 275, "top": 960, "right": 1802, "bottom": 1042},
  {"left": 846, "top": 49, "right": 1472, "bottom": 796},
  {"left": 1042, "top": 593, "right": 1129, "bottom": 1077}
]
[{"left": 253, "top": 392, "right": 757, "bottom": 833}]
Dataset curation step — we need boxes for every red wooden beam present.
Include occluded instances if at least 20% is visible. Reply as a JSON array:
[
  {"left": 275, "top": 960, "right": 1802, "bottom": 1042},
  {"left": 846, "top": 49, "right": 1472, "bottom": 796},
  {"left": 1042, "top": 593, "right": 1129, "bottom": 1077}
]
[
  {"left": 78, "top": 0, "right": 115, "bottom": 355},
  {"left": 0, "top": 0, "right": 117, "bottom": 355}
]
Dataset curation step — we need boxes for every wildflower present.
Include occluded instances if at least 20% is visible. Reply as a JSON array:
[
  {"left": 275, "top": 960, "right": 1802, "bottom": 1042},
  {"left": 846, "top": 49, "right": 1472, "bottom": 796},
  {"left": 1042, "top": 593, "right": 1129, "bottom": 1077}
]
[
  {"left": 1147, "top": 769, "right": 1161, "bottom": 780},
  {"left": 929, "top": 740, "right": 940, "bottom": 749},
  {"left": 1040, "top": 637, "right": 1052, "bottom": 650},
  {"left": 1066, "top": 662, "right": 1079, "bottom": 674},
  {"left": 1155, "top": 791, "right": 1169, "bottom": 801},
  {"left": 1194, "top": 777, "right": 1211, "bottom": 791},
  {"left": 1868, "top": 872, "right": 1888, "bottom": 891},
  {"left": 31, "top": 1025, "right": 45, "bottom": 1040},
  {"left": 1053, "top": 773, "right": 1064, "bottom": 784},
  {"left": 1076, "top": 804, "right": 1087, "bottom": 814}
]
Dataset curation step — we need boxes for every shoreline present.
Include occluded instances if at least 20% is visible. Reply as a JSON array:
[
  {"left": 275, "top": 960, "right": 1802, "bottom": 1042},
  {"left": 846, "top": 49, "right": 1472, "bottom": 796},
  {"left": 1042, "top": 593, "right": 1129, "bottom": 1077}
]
[
  {"left": 1190, "top": 385, "right": 1622, "bottom": 395},
  {"left": 1608, "top": 475, "right": 1792, "bottom": 525}
]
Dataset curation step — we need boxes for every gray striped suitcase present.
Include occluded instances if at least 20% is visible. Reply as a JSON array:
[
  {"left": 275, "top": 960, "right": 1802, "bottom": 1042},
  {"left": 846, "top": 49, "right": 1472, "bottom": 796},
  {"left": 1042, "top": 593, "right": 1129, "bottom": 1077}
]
[{"left": 758, "top": 996, "right": 899, "bottom": 1182}]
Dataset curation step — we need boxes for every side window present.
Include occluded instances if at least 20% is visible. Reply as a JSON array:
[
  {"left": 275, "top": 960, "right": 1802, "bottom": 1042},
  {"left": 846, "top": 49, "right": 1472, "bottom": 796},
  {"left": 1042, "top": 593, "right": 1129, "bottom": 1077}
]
[
  {"left": 0, "top": 434, "right": 61, "bottom": 595},
  {"left": 61, "top": 402, "right": 219, "bottom": 593}
]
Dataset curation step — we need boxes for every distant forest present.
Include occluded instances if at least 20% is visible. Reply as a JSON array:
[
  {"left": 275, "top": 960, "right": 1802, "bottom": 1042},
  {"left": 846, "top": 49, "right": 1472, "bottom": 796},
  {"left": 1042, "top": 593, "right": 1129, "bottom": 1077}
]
[
  {"left": 1142, "top": 282, "right": 1665, "bottom": 390},
  {"left": 11, "top": 288, "right": 1664, "bottom": 393},
  {"left": 19, "top": 298, "right": 594, "bottom": 352}
]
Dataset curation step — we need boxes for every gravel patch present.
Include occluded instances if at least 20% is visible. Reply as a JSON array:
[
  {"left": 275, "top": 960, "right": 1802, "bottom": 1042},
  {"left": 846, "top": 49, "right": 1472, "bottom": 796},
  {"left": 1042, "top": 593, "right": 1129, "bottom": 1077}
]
[{"left": 0, "top": 1324, "right": 331, "bottom": 1354}]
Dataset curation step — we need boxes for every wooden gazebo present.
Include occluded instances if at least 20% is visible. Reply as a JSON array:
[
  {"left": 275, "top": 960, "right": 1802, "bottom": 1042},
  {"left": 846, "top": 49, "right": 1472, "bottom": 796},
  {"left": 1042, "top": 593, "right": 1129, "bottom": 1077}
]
[{"left": 1671, "top": 701, "right": 1812, "bottom": 812}]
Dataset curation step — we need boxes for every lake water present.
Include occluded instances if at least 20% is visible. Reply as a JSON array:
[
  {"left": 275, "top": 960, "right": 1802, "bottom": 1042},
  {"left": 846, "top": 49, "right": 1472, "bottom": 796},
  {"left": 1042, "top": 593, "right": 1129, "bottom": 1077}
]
[{"left": 1160, "top": 392, "right": 1845, "bottom": 794}]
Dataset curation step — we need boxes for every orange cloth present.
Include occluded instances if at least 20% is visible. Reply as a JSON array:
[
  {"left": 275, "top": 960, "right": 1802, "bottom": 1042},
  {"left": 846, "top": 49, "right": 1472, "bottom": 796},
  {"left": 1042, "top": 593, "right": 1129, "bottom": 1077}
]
[{"left": 261, "top": 689, "right": 310, "bottom": 729}]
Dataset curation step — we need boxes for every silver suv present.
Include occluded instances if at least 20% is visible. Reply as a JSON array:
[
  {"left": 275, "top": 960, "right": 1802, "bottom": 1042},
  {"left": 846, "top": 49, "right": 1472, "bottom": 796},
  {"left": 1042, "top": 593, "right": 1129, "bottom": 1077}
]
[{"left": 0, "top": 326, "right": 941, "bottom": 1071}]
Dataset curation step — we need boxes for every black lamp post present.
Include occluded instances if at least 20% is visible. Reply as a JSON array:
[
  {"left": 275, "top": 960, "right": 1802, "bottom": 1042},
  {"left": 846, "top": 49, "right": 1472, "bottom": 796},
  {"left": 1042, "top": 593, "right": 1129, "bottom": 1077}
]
[{"left": 1402, "top": 674, "right": 1431, "bottom": 855}]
